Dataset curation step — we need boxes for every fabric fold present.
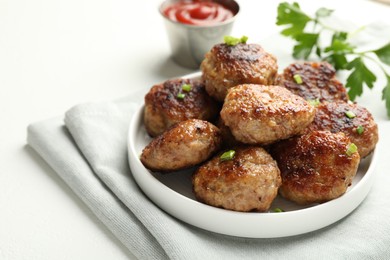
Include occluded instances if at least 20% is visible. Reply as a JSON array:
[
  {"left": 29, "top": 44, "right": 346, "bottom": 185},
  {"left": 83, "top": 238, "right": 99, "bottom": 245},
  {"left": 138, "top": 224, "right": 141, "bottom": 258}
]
[{"left": 27, "top": 118, "right": 169, "bottom": 260}]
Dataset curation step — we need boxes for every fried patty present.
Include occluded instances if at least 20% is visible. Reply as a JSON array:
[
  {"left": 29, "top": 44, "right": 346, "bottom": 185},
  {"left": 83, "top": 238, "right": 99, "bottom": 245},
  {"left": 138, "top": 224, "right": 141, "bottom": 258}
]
[
  {"left": 201, "top": 43, "right": 278, "bottom": 101},
  {"left": 271, "top": 131, "right": 360, "bottom": 205},
  {"left": 193, "top": 146, "right": 281, "bottom": 212},
  {"left": 144, "top": 78, "right": 219, "bottom": 137},
  {"left": 141, "top": 119, "right": 222, "bottom": 172},
  {"left": 220, "top": 84, "right": 316, "bottom": 145}
]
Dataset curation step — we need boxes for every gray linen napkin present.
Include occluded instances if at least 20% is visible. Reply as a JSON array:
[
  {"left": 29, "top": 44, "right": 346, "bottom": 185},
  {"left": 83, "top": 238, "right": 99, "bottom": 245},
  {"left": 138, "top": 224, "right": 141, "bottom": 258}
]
[{"left": 27, "top": 96, "right": 390, "bottom": 259}]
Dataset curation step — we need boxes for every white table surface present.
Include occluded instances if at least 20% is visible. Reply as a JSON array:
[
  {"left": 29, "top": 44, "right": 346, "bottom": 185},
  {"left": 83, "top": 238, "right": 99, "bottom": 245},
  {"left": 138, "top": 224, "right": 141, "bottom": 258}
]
[{"left": 1, "top": 0, "right": 389, "bottom": 259}]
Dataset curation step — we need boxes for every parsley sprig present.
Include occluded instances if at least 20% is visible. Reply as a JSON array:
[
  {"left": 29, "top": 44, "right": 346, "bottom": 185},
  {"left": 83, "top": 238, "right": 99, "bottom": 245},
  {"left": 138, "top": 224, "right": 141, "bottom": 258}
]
[{"left": 276, "top": 2, "right": 390, "bottom": 117}]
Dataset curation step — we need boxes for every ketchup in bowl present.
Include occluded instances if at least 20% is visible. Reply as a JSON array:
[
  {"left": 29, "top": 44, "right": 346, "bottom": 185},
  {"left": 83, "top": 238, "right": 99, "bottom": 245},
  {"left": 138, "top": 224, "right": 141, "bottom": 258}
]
[{"left": 163, "top": 0, "right": 235, "bottom": 26}]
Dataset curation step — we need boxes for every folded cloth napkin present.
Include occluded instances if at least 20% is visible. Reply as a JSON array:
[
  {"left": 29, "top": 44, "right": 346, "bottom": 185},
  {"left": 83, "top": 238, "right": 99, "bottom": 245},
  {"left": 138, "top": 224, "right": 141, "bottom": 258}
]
[{"left": 27, "top": 95, "right": 390, "bottom": 259}]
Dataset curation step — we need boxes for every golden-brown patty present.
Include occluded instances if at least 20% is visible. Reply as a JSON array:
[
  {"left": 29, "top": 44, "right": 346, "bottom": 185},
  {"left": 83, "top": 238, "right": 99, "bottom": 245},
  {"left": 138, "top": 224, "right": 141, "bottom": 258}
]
[
  {"left": 305, "top": 101, "right": 378, "bottom": 158},
  {"left": 277, "top": 61, "right": 348, "bottom": 102},
  {"left": 271, "top": 131, "right": 360, "bottom": 205},
  {"left": 201, "top": 43, "right": 278, "bottom": 101},
  {"left": 220, "top": 84, "right": 316, "bottom": 145},
  {"left": 144, "top": 78, "right": 219, "bottom": 137},
  {"left": 193, "top": 146, "right": 281, "bottom": 212},
  {"left": 141, "top": 119, "right": 222, "bottom": 172}
]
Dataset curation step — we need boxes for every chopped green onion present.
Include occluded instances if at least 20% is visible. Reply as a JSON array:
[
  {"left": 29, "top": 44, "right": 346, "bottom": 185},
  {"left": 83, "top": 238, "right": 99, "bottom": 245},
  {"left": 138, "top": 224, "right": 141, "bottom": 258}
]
[
  {"left": 346, "top": 143, "right": 358, "bottom": 156},
  {"left": 307, "top": 98, "right": 320, "bottom": 107},
  {"left": 273, "top": 207, "right": 284, "bottom": 213},
  {"left": 224, "top": 35, "right": 248, "bottom": 46},
  {"left": 220, "top": 150, "right": 235, "bottom": 161},
  {"left": 182, "top": 84, "right": 192, "bottom": 92},
  {"left": 345, "top": 110, "right": 356, "bottom": 119},
  {"left": 240, "top": 35, "right": 249, "bottom": 43},
  {"left": 356, "top": 125, "right": 364, "bottom": 135},
  {"left": 293, "top": 74, "right": 303, "bottom": 84},
  {"left": 177, "top": 93, "right": 185, "bottom": 99}
]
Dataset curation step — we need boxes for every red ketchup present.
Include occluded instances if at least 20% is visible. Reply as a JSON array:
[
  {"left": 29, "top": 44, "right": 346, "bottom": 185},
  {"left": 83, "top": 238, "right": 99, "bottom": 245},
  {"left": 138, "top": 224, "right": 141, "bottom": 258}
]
[{"left": 163, "top": 1, "right": 234, "bottom": 26}]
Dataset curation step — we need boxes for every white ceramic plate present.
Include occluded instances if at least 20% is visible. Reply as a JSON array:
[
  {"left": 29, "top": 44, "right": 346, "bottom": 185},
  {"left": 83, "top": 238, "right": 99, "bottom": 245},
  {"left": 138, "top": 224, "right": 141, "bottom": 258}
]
[{"left": 127, "top": 73, "right": 378, "bottom": 238}]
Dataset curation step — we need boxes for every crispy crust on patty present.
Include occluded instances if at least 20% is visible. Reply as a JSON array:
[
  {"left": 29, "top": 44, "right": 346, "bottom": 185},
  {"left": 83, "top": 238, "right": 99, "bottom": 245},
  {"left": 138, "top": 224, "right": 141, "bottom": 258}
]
[
  {"left": 144, "top": 78, "right": 219, "bottom": 137},
  {"left": 201, "top": 43, "right": 278, "bottom": 101},
  {"left": 193, "top": 146, "right": 281, "bottom": 212},
  {"left": 141, "top": 119, "right": 222, "bottom": 172},
  {"left": 271, "top": 131, "right": 360, "bottom": 205},
  {"left": 220, "top": 84, "right": 316, "bottom": 145},
  {"left": 277, "top": 61, "right": 349, "bottom": 102}
]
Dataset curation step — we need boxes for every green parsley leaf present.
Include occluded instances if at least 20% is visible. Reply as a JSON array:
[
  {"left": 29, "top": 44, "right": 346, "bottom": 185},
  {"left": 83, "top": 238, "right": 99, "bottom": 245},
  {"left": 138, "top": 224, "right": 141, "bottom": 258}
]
[
  {"left": 273, "top": 208, "right": 284, "bottom": 213},
  {"left": 293, "top": 33, "right": 319, "bottom": 59},
  {"left": 333, "top": 31, "right": 348, "bottom": 42},
  {"left": 323, "top": 32, "right": 354, "bottom": 69},
  {"left": 276, "top": 2, "right": 312, "bottom": 38},
  {"left": 345, "top": 57, "right": 377, "bottom": 100},
  {"left": 374, "top": 42, "right": 390, "bottom": 66},
  {"left": 325, "top": 54, "right": 348, "bottom": 70},
  {"left": 325, "top": 33, "right": 354, "bottom": 54},
  {"left": 315, "top": 45, "right": 322, "bottom": 58},
  {"left": 382, "top": 75, "right": 390, "bottom": 118}
]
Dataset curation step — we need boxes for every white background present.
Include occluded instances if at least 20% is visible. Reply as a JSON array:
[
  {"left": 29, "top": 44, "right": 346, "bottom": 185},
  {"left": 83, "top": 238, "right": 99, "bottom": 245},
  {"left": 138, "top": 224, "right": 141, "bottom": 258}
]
[{"left": 1, "top": 0, "right": 389, "bottom": 259}]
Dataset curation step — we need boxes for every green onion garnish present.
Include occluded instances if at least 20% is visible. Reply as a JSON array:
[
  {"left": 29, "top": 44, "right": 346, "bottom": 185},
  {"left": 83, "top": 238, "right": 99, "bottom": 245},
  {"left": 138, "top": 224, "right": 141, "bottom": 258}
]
[
  {"left": 177, "top": 93, "right": 185, "bottom": 99},
  {"left": 346, "top": 143, "right": 358, "bottom": 156},
  {"left": 293, "top": 74, "right": 303, "bottom": 84},
  {"left": 182, "top": 84, "right": 191, "bottom": 92},
  {"left": 307, "top": 98, "right": 320, "bottom": 107},
  {"left": 220, "top": 150, "right": 235, "bottom": 161},
  {"left": 224, "top": 35, "right": 248, "bottom": 46},
  {"left": 356, "top": 125, "right": 364, "bottom": 135},
  {"left": 345, "top": 110, "right": 356, "bottom": 119},
  {"left": 273, "top": 208, "right": 284, "bottom": 213},
  {"left": 240, "top": 35, "right": 249, "bottom": 43}
]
